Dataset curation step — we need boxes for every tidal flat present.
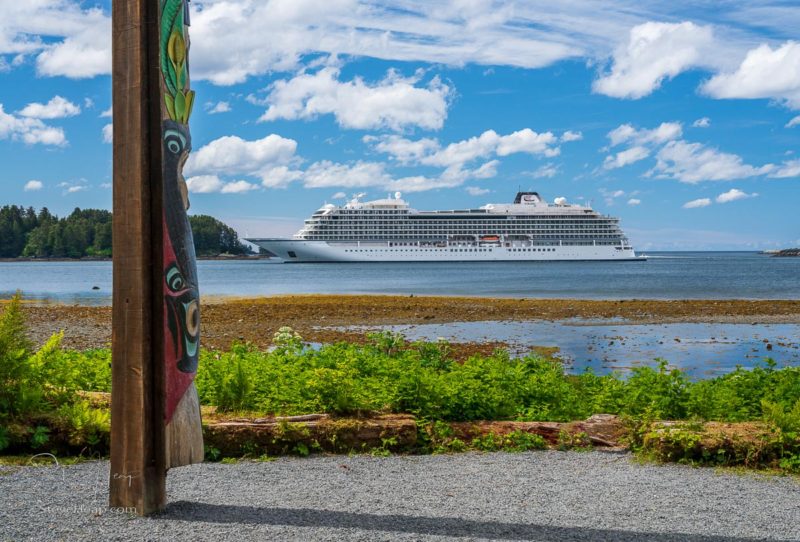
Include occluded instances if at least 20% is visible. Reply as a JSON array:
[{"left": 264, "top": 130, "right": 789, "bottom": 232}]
[{"left": 13, "top": 295, "right": 800, "bottom": 374}]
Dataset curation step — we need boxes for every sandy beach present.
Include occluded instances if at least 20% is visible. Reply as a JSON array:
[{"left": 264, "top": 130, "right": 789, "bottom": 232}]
[{"left": 14, "top": 294, "right": 800, "bottom": 352}]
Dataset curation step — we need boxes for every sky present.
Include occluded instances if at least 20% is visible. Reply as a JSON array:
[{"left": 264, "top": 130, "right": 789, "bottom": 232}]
[{"left": 0, "top": 1, "right": 799, "bottom": 250}]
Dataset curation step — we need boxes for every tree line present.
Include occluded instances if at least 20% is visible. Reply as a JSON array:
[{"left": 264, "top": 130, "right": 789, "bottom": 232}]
[{"left": 0, "top": 205, "right": 252, "bottom": 258}]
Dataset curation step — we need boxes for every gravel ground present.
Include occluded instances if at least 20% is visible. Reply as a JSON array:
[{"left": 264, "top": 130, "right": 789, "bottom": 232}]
[{"left": 2, "top": 452, "right": 800, "bottom": 542}]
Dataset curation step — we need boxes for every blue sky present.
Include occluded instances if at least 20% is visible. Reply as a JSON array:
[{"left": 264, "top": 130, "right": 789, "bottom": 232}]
[{"left": 1, "top": 1, "right": 798, "bottom": 250}]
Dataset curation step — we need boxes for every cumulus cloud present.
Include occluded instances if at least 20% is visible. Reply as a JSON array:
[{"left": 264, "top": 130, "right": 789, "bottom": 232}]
[
  {"left": 693, "top": 117, "right": 711, "bottom": 128},
  {"left": 716, "top": 188, "right": 757, "bottom": 203},
  {"left": 683, "top": 198, "right": 711, "bottom": 209},
  {"left": 221, "top": 180, "right": 259, "bottom": 194},
  {"left": 187, "top": 1, "right": 596, "bottom": 85},
  {"left": 363, "top": 135, "right": 439, "bottom": 164},
  {"left": 205, "top": 101, "right": 231, "bottom": 114},
  {"left": 593, "top": 22, "right": 715, "bottom": 99},
  {"left": 366, "top": 128, "right": 564, "bottom": 172},
  {"left": 651, "top": 140, "right": 771, "bottom": 183},
  {"left": 185, "top": 175, "right": 259, "bottom": 195},
  {"left": 18, "top": 96, "right": 80, "bottom": 119},
  {"left": 186, "top": 134, "right": 300, "bottom": 188},
  {"left": 607, "top": 122, "right": 683, "bottom": 147},
  {"left": 0, "top": 104, "right": 67, "bottom": 146},
  {"left": 627, "top": 198, "right": 641, "bottom": 205},
  {"left": 603, "top": 146, "right": 650, "bottom": 169},
  {"left": 0, "top": 2, "right": 110, "bottom": 78},
  {"left": 58, "top": 180, "right": 88, "bottom": 194},
  {"left": 602, "top": 122, "right": 682, "bottom": 170},
  {"left": 303, "top": 161, "right": 389, "bottom": 189},
  {"left": 186, "top": 175, "right": 224, "bottom": 194},
  {"left": 466, "top": 187, "right": 490, "bottom": 196},
  {"left": 102, "top": 123, "right": 113, "bottom": 144},
  {"left": 258, "top": 66, "right": 452, "bottom": 131},
  {"left": 768, "top": 159, "right": 800, "bottom": 178},
  {"left": 702, "top": 41, "right": 800, "bottom": 109},
  {"left": 24, "top": 180, "right": 43, "bottom": 191},
  {"left": 528, "top": 164, "right": 559, "bottom": 178},
  {"left": 786, "top": 115, "right": 800, "bottom": 128},
  {"left": 561, "top": 131, "right": 583, "bottom": 142}
]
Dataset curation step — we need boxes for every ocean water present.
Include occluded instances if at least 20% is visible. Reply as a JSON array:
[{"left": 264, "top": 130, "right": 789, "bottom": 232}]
[
  {"left": 346, "top": 320, "right": 800, "bottom": 378},
  {"left": 0, "top": 251, "right": 798, "bottom": 304}
]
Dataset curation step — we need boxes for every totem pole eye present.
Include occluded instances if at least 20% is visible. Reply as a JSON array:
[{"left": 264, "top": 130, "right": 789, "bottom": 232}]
[
  {"left": 165, "top": 264, "right": 185, "bottom": 291},
  {"left": 164, "top": 129, "right": 186, "bottom": 154}
]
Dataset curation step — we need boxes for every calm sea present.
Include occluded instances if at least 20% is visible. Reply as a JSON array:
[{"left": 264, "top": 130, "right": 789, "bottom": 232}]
[{"left": 0, "top": 251, "right": 798, "bottom": 304}]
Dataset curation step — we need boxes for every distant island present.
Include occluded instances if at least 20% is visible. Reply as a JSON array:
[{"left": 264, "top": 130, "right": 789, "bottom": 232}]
[
  {"left": 0, "top": 205, "right": 258, "bottom": 259},
  {"left": 762, "top": 249, "right": 800, "bottom": 257}
]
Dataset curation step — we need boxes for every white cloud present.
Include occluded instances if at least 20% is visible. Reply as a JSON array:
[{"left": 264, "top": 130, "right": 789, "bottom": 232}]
[
  {"left": 607, "top": 122, "right": 683, "bottom": 147},
  {"left": 702, "top": 41, "right": 800, "bottom": 109},
  {"left": 716, "top": 188, "right": 757, "bottom": 203},
  {"left": 692, "top": 117, "right": 711, "bottom": 128},
  {"left": 260, "top": 166, "right": 304, "bottom": 189},
  {"left": 466, "top": 187, "right": 490, "bottom": 196},
  {"left": 593, "top": 22, "right": 715, "bottom": 99},
  {"left": 367, "top": 128, "right": 564, "bottom": 173},
  {"left": 102, "top": 123, "right": 113, "bottom": 144},
  {"left": 259, "top": 66, "right": 452, "bottom": 131},
  {"left": 187, "top": 1, "right": 600, "bottom": 86},
  {"left": 0, "top": 104, "right": 67, "bottom": 146},
  {"left": 786, "top": 115, "right": 800, "bottom": 128},
  {"left": 495, "top": 129, "right": 560, "bottom": 157},
  {"left": 100, "top": 107, "right": 112, "bottom": 118},
  {"left": 768, "top": 159, "right": 800, "bottom": 178},
  {"left": 0, "top": 3, "right": 110, "bottom": 78},
  {"left": 19, "top": 96, "right": 80, "bottom": 119},
  {"left": 683, "top": 198, "right": 712, "bottom": 209},
  {"left": 422, "top": 129, "right": 560, "bottom": 168},
  {"left": 186, "top": 175, "right": 224, "bottom": 194},
  {"left": 603, "top": 146, "right": 650, "bottom": 169},
  {"left": 186, "top": 176, "right": 258, "bottom": 195},
  {"left": 332, "top": 192, "right": 347, "bottom": 199},
  {"left": 652, "top": 140, "right": 771, "bottom": 183},
  {"left": 186, "top": 134, "right": 299, "bottom": 187},
  {"left": 627, "top": 198, "right": 641, "bottom": 205},
  {"left": 529, "top": 164, "right": 559, "bottom": 178},
  {"left": 206, "top": 101, "right": 231, "bottom": 115},
  {"left": 561, "top": 130, "right": 583, "bottom": 142},
  {"left": 24, "top": 180, "right": 43, "bottom": 191},
  {"left": 364, "top": 135, "right": 439, "bottom": 164},
  {"left": 303, "top": 161, "right": 388, "bottom": 189},
  {"left": 471, "top": 160, "right": 499, "bottom": 179},
  {"left": 58, "top": 180, "right": 89, "bottom": 194},
  {"left": 221, "top": 180, "right": 259, "bottom": 194}
]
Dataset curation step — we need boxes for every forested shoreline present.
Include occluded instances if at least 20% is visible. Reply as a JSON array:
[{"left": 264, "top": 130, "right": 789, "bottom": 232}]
[{"left": 0, "top": 205, "right": 253, "bottom": 258}]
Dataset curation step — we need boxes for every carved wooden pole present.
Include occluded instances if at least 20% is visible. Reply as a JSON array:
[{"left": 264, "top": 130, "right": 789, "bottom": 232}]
[{"left": 111, "top": 0, "right": 202, "bottom": 516}]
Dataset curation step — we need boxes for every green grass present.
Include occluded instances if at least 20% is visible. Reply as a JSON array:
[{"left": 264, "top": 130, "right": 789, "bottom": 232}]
[{"left": 2, "top": 296, "right": 800, "bottom": 470}]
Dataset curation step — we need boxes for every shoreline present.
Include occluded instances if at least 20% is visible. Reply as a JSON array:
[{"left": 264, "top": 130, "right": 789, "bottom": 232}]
[
  {"left": 14, "top": 294, "right": 800, "bottom": 352},
  {"left": 0, "top": 255, "right": 268, "bottom": 263}
]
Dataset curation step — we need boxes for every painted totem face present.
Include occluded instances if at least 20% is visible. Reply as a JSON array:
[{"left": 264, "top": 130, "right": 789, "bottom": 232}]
[{"left": 163, "top": 119, "right": 199, "bottom": 374}]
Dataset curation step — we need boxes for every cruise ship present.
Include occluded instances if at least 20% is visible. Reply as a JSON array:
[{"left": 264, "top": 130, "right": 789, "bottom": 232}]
[{"left": 247, "top": 192, "right": 644, "bottom": 262}]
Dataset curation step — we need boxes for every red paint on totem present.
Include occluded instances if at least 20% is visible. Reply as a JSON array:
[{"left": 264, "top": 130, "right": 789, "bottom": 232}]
[{"left": 163, "top": 216, "right": 196, "bottom": 422}]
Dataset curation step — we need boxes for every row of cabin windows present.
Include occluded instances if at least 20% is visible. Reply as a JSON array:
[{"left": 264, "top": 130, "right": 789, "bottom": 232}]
[{"left": 343, "top": 247, "right": 558, "bottom": 253}]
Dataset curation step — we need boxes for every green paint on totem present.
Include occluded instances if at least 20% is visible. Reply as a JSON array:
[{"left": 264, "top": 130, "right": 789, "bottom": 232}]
[{"left": 160, "top": 0, "right": 194, "bottom": 124}]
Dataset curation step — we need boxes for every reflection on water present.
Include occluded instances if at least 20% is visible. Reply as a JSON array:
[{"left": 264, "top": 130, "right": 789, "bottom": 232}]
[
  {"left": 342, "top": 320, "right": 800, "bottom": 378},
  {"left": 1, "top": 251, "right": 799, "bottom": 304}
]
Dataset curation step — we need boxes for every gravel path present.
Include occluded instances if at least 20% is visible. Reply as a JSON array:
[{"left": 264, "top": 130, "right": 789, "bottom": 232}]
[{"left": 2, "top": 451, "right": 799, "bottom": 541}]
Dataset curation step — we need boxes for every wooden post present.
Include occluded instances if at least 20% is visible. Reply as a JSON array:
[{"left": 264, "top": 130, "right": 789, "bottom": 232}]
[{"left": 111, "top": 0, "right": 203, "bottom": 516}]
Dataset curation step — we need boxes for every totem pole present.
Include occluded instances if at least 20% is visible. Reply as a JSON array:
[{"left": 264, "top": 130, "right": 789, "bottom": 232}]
[{"left": 110, "top": 0, "right": 202, "bottom": 515}]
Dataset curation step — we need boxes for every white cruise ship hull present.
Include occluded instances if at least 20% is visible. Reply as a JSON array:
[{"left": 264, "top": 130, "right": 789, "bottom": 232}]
[{"left": 249, "top": 239, "right": 645, "bottom": 263}]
